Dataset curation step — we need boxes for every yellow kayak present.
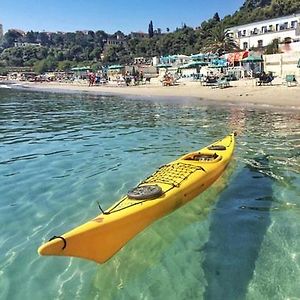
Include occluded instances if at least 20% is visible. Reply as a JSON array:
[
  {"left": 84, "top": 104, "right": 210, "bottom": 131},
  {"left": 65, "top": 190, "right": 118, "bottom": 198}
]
[{"left": 38, "top": 133, "right": 236, "bottom": 263}]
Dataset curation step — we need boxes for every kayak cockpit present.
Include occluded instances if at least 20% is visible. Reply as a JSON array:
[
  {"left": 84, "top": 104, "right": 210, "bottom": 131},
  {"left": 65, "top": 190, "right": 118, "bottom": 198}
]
[{"left": 182, "top": 152, "right": 222, "bottom": 162}]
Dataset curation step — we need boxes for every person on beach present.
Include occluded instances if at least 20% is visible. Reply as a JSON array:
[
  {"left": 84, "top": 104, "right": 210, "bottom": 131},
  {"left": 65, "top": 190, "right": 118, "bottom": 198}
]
[
  {"left": 88, "top": 72, "right": 95, "bottom": 86},
  {"left": 140, "top": 71, "right": 143, "bottom": 83}
]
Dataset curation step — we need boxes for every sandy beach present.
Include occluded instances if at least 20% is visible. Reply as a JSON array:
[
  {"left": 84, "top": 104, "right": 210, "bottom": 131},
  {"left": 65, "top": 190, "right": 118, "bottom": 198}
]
[{"left": 7, "top": 78, "right": 300, "bottom": 109}]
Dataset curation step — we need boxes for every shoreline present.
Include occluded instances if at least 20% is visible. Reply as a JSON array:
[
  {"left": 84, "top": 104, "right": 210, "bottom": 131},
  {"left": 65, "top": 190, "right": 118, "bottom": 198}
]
[{"left": 2, "top": 79, "right": 300, "bottom": 110}]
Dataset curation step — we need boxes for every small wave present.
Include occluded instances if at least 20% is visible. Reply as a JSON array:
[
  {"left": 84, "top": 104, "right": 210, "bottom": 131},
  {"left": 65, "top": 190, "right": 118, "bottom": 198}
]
[{"left": 44, "top": 150, "right": 70, "bottom": 156}]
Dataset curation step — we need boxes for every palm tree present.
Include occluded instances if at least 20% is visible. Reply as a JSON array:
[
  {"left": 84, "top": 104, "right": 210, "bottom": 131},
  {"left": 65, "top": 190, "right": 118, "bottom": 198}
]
[
  {"left": 203, "top": 24, "right": 240, "bottom": 56},
  {"left": 264, "top": 38, "right": 281, "bottom": 54}
]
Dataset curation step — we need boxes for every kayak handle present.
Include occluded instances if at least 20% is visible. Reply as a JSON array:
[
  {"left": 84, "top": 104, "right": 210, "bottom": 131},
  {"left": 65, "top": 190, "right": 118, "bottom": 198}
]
[
  {"left": 97, "top": 201, "right": 110, "bottom": 215},
  {"left": 49, "top": 235, "right": 67, "bottom": 250}
]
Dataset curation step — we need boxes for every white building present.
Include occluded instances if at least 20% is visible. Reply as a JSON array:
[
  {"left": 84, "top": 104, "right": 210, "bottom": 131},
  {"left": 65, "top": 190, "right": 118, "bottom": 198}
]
[
  {"left": 227, "top": 13, "right": 300, "bottom": 50},
  {"left": 14, "top": 42, "right": 41, "bottom": 47}
]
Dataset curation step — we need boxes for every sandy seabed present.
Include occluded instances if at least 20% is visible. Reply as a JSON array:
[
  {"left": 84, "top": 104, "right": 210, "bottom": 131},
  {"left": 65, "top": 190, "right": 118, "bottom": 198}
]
[{"left": 7, "top": 78, "right": 300, "bottom": 109}]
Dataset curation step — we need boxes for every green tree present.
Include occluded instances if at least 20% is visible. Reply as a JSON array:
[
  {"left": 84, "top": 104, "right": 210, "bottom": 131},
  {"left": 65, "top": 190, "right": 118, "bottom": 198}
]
[
  {"left": 203, "top": 24, "right": 240, "bottom": 55},
  {"left": 25, "top": 31, "right": 38, "bottom": 43},
  {"left": 213, "top": 12, "right": 221, "bottom": 22},
  {"left": 39, "top": 32, "right": 50, "bottom": 46},
  {"left": 148, "top": 21, "right": 154, "bottom": 38},
  {"left": 57, "top": 60, "right": 72, "bottom": 71},
  {"left": 264, "top": 38, "right": 281, "bottom": 54},
  {"left": 33, "top": 57, "right": 57, "bottom": 73},
  {"left": 33, "top": 59, "right": 49, "bottom": 73},
  {"left": 70, "top": 45, "right": 84, "bottom": 61},
  {"left": 102, "top": 45, "right": 119, "bottom": 63},
  {"left": 1, "top": 30, "right": 23, "bottom": 48},
  {"left": 89, "top": 47, "right": 102, "bottom": 60}
]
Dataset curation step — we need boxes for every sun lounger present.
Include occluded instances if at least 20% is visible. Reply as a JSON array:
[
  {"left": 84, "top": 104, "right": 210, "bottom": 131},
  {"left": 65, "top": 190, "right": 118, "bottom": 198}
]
[
  {"left": 217, "top": 78, "right": 230, "bottom": 89},
  {"left": 256, "top": 72, "right": 274, "bottom": 86},
  {"left": 201, "top": 77, "right": 218, "bottom": 87},
  {"left": 204, "top": 77, "right": 230, "bottom": 89},
  {"left": 284, "top": 75, "right": 297, "bottom": 87}
]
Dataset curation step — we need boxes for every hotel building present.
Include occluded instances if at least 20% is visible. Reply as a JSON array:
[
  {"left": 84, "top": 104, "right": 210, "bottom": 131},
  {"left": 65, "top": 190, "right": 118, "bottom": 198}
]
[{"left": 227, "top": 13, "right": 300, "bottom": 50}]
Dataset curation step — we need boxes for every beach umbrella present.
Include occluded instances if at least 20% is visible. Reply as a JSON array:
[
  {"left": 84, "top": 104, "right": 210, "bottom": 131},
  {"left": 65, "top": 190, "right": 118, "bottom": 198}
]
[
  {"left": 208, "top": 58, "right": 227, "bottom": 68},
  {"left": 179, "top": 61, "right": 208, "bottom": 69},
  {"left": 191, "top": 53, "right": 205, "bottom": 60},
  {"left": 108, "top": 65, "right": 124, "bottom": 70},
  {"left": 156, "top": 64, "right": 172, "bottom": 68},
  {"left": 71, "top": 66, "right": 91, "bottom": 71},
  {"left": 208, "top": 64, "right": 222, "bottom": 68},
  {"left": 242, "top": 54, "right": 263, "bottom": 62}
]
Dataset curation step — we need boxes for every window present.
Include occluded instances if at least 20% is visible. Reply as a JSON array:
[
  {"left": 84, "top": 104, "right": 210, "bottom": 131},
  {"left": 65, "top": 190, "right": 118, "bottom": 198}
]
[
  {"left": 291, "top": 21, "right": 298, "bottom": 28},
  {"left": 258, "top": 40, "right": 263, "bottom": 48},
  {"left": 243, "top": 42, "right": 248, "bottom": 50},
  {"left": 261, "top": 26, "right": 267, "bottom": 33},
  {"left": 280, "top": 22, "right": 288, "bottom": 30},
  {"left": 284, "top": 37, "right": 292, "bottom": 44}
]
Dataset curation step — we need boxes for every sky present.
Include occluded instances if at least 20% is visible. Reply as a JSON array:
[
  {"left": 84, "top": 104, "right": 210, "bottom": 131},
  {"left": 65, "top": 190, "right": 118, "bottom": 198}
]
[{"left": 1, "top": 0, "right": 245, "bottom": 34}]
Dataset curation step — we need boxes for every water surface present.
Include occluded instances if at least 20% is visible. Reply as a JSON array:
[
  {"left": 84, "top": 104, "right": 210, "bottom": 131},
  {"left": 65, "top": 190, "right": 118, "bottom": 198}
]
[{"left": 0, "top": 89, "right": 299, "bottom": 300}]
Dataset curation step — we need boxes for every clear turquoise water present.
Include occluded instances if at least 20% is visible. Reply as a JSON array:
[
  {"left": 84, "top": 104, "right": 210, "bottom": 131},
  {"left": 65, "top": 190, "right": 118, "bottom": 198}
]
[{"left": 0, "top": 88, "right": 299, "bottom": 300}]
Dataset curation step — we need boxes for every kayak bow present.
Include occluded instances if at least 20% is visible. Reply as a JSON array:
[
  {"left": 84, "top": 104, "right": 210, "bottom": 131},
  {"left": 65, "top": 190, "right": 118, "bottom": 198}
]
[{"left": 38, "top": 133, "right": 236, "bottom": 263}]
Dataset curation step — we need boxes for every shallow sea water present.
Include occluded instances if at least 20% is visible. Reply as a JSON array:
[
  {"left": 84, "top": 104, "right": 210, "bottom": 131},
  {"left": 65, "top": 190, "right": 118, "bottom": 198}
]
[{"left": 0, "top": 88, "right": 299, "bottom": 300}]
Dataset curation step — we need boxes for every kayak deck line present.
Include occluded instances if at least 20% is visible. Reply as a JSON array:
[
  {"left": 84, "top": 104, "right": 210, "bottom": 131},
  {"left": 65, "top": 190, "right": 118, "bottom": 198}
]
[
  {"left": 38, "top": 133, "right": 236, "bottom": 264},
  {"left": 108, "top": 162, "right": 206, "bottom": 213},
  {"left": 142, "top": 162, "right": 206, "bottom": 187}
]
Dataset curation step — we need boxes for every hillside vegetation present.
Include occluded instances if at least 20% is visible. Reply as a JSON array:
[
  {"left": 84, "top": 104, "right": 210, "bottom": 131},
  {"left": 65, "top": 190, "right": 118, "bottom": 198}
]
[{"left": 0, "top": 0, "right": 299, "bottom": 73}]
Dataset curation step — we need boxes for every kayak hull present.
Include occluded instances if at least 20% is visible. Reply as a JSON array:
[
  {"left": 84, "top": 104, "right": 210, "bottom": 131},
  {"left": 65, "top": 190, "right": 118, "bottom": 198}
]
[{"left": 38, "top": 133, "right": 235, "bottom": 263}]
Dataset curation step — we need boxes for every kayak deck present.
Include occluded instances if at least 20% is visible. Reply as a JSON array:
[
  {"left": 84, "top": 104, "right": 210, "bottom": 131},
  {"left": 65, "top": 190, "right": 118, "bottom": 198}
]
[{"left": 38, "top": 133, "right": 235, "bottom": 263}]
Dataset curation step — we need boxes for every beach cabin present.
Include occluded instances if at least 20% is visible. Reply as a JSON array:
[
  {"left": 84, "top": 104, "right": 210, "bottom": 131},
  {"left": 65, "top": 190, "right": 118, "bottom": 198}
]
[
  {"left": 241, "top": 53, "right": 263, "bottom": 76},
  {"left": 178, "top": 61, "right": 207, "bottom": 80},
  {"left": 159, "top": 55, "right": 191, "bottom": 67},
  {"left": 107, "top": 65, "right": 125, "bottom": 81},
  {"left": 71, "top": 66, "right": 91, "bottom": 80},
  {"left": 224, "top": 51, "right": 250, "bottom": 78},
  {"left": 157, "top": 63, "right": 172, "bottom": 76}
]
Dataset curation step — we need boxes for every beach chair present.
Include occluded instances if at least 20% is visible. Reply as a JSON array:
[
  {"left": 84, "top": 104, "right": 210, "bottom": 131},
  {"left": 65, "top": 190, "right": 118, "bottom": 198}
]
[
  {"left": 202, "top": 76, "right": 218, "bottom": 87},
  {"left": 284, "top": 75, "right": 297, "bottom": 87},
  {"left": 256, "top": 72, "right": 274, "bottom": 86},
  {"left": 217, "top": 77, "right": 230, "bottom": 89}
]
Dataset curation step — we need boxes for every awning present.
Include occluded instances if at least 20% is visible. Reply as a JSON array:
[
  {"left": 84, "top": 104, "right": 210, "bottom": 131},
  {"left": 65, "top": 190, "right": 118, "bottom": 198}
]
[
  {"left": 210, "top": 58, "right": 227, "bottom": 67},
  {"left": 156, "top": 64, "right": 172, "bottom": 68},
  {"left": 191, "top": 53, "right": 205, "bottom": 60},
  {"left": 71, "top": 66, "right": 91, "bottom": 71},
  {"left": 108, "top": 65, "right": 124, "bottom": 70},
  {"left": 227, "top": 51, "right": 249, "bottom": 64},
  {"left": 179, "top": 61, "right": 208, "bottom": 69},
  {"left": 242, "top": 54, "right": 263, "bottom": 62}
]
